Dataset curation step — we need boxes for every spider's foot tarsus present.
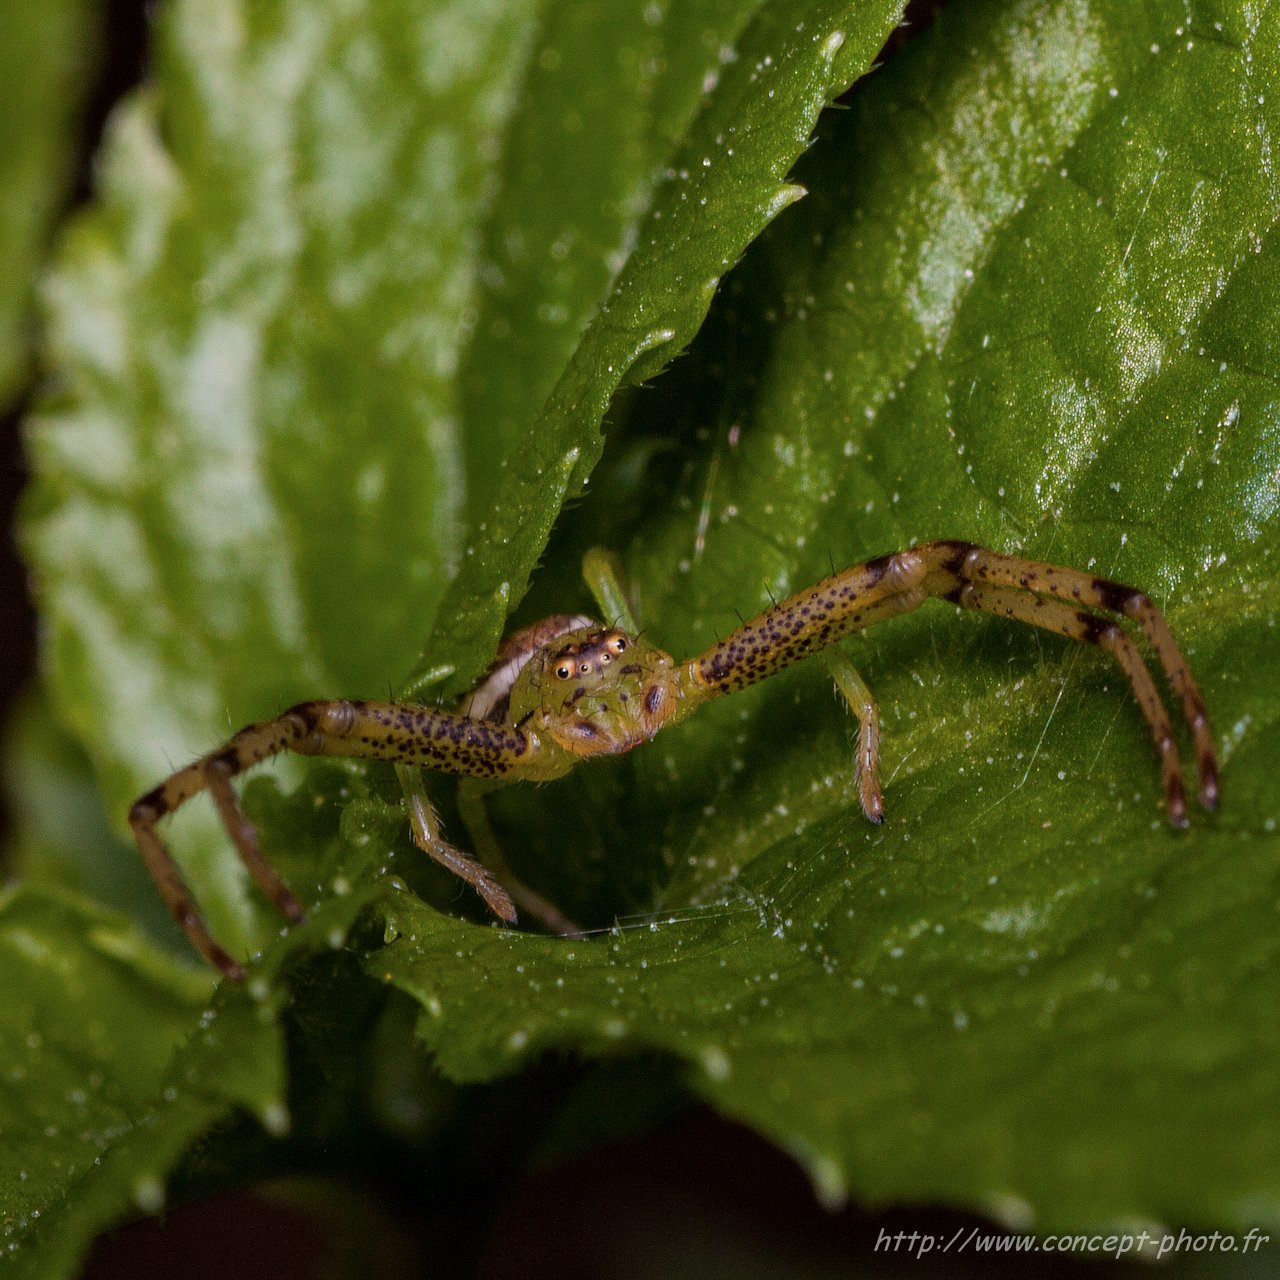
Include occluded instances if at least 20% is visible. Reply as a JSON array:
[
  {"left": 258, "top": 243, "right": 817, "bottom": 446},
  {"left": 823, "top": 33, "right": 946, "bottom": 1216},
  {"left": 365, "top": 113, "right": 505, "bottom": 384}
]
[
  {"left": 858, "top": 773, "right": 885, "bottom": 825},
  {"left": 1201, "top": 767, "right": 1221, "bottom": 812},
  {"left": 179, "top": 905, "right": 247, "bottom": 980},
  {"left": 213, "top": 951, "right": 247, "bottom": 982},
  {"left": 283, "top": 897, "right": 307, "bottom": 923},
  {"left": 475, "top": 874, "right": 518, "bottom": 926},
  {"left": 819, "top": 651, "right": 886, "bottom": 827},
  {"left": 1196, "top": 737, "right": 1220, "bottom": 812}
]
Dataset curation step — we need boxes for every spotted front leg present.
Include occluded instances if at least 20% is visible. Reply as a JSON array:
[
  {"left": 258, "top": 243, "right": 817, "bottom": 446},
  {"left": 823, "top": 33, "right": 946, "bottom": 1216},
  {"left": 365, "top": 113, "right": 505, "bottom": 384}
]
[
  {"left": 130, "top": 700, "right": 538, "bottom": 977},
  {"left": 678, "top": 541, "right": 1217, "bottom": 825}
]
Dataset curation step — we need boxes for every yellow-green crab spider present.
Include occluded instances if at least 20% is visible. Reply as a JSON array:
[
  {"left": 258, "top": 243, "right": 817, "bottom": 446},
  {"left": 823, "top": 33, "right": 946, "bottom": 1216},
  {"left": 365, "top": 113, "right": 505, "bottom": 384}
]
[{"left": 130, "top": 541, "right": 1219, "bottom": 978}]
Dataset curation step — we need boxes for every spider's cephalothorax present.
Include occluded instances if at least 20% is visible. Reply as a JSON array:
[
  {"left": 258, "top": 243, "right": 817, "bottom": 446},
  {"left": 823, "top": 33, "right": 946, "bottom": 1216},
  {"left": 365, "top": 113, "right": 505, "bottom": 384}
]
[
  {"left": 458, "top": 616, "right": 682, "bottom": 770},
  {"left": 131, "top": 541, "right": 1220, "bottom": 978},
  {"left": 515, "top": 626, "right": 681, "bottom": 761}
]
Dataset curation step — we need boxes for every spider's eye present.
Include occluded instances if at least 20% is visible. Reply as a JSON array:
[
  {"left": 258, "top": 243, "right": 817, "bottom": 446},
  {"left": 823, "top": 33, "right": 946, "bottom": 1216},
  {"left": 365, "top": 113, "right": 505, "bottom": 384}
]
[
  {"left": 580, "top": 662, "right": 591, "bottom": 674},
  {"left": 612, "top": 637, "right": 627, "bottom": 653},
  {"left": 555, "top": 664, "right": 571, "bottom": 680}
]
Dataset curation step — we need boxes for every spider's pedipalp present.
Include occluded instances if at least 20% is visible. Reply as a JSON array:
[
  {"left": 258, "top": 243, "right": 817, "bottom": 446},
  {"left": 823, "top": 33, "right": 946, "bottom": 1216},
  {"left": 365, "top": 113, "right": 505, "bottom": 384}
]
[{"left": 822, "top": 649, "right": 885, "bottom": 823}]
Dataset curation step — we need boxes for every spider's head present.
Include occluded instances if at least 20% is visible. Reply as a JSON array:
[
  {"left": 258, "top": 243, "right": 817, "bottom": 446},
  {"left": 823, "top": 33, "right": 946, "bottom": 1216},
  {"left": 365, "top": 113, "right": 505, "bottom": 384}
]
[{"left": 531, "top": 626, "right": 677, "bottom": 758}]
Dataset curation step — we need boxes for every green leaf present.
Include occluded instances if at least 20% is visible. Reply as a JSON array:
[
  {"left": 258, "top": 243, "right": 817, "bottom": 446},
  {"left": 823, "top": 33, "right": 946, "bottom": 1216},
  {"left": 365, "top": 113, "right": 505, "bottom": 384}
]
[
  {"left": 0, "top": 760, "right": 388, "bottom": 1274},
  {"left": 0, "top": 0, "right": 98, "bottom": 407},
  {"left": 0, "top": 885, "right": 222, "bottom": 1275},
  {"left": 422, "top": 0, "right": 906, "bottom": 693},
  {"left": 380, "top": 0, "right": 1280, "bottom": 1233},
  {"left": 14, "top": 0, "right": 1280, "bottom": 1266}
]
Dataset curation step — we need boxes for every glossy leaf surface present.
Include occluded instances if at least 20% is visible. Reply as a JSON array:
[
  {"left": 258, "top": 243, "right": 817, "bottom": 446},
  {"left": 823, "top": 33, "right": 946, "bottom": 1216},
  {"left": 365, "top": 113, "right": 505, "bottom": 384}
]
[{"left": 10, "top": 0, "right": 1279, "bottom": 1270}]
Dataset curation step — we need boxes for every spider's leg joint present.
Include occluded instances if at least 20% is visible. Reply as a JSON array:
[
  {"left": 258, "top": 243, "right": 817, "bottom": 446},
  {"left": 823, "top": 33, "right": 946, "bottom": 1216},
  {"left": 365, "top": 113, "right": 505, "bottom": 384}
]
[
  {"left": 1077, "top": 615, "right": 1123, "bottom": 646},
  {"left": 879, "top": 546, "right": 928, "bottom": 589},
  {"left": 129, "top": 788, "right": 167, "bottom": 827},
  {"left": 206, "top": 747, "right": 240, "bottom": 778},
  {"left": 285, "top": 699, "right": 354, "bottom": 742},
  {"left": 1091, "top": 579, "right": 1151, "bottom": 616},
  {"left": 931, "top": 539, "right": 979, "bottom": 577}
]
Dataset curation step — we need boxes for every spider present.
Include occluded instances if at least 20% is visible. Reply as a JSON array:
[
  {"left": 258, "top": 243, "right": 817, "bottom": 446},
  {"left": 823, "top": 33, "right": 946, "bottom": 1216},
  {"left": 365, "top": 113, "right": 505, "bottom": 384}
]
[{"left": 130, "top": 540, "right": 1219, "bottom": 978}]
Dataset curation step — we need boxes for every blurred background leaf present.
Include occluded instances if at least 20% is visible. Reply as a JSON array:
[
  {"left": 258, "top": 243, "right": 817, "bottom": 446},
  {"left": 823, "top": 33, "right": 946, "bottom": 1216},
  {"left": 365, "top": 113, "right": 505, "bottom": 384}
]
[{"left": 0, "top": 0, "right": 100, "bottom": 408}]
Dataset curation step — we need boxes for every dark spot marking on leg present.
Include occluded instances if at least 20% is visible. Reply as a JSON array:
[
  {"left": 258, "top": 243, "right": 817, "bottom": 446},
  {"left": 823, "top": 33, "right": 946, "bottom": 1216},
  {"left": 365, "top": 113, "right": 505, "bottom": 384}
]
[
  {"left": 1091, "top": 578, "right": 1143, "bottom": 615},
  {"left": 863, "top": 554, "right": 893, "bottom": 585},
  {"left": 208, "top": 747, "right": 241, "bottom": 776},
  {"left": 1076, "top": 615, "right": 1115, "bottom": 646},
  {"left": 130, "top": 788, "right": 169, "bottom": 823},
  {"left": 935, "top": 540, "right": 975, "bottom": 575},
  {"left": 283, "top": 702, "right": 320, "bottom": 731}
]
